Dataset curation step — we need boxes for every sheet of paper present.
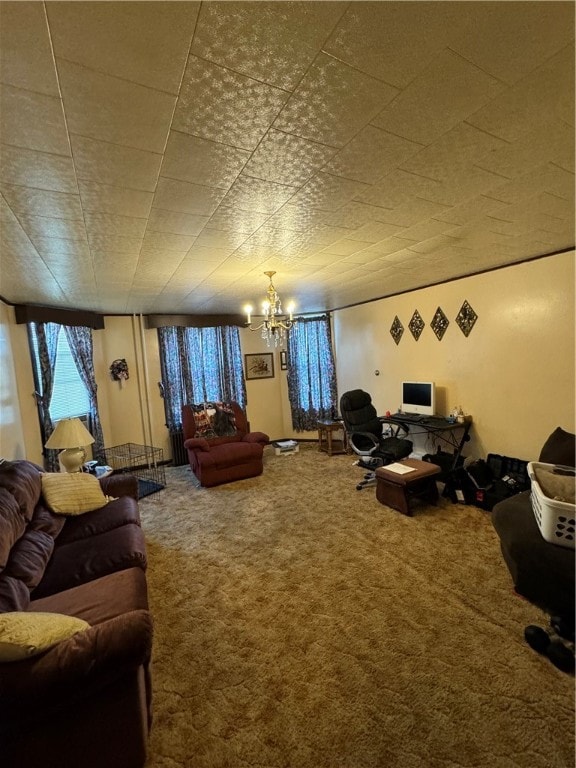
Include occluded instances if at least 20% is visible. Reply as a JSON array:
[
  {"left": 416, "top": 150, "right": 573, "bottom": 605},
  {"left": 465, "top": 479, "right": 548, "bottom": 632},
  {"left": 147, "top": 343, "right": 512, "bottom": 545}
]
[{"left": 384, "top": 462, "right": 416, "bottom": 475}]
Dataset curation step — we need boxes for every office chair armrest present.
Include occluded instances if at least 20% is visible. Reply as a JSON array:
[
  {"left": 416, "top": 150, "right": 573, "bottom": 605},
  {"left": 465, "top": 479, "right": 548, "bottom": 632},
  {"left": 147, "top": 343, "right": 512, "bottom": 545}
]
[{"left": 349, "top": 431, "right": 380, "bottom": 454}]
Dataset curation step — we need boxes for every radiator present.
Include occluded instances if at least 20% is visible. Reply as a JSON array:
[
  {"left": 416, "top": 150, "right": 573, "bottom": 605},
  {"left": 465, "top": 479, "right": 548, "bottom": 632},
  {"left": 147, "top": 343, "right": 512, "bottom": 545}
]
[{"left": 169, "top": 430, "right": 188, "bottom": 466}]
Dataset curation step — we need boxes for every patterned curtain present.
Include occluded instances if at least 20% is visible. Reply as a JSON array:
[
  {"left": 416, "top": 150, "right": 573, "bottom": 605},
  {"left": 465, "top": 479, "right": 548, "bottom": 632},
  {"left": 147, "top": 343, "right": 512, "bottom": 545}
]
[
  {"left": 157, "top": 325, "right": 246, "bottom": 432},
  {"left": 287, "top": 315, "right": 338, "bottom": 431},
  {"left": 63, "top": 325, "right": 106, "bottom": 462},
  {"left": 29, "top": 322, "right": 60, "bottom": 471}
]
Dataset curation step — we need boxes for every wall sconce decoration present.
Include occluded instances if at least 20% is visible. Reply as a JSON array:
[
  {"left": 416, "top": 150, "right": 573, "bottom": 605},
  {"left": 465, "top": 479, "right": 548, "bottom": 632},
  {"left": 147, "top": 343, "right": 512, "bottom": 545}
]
[
  {"left": 109, "top": 358, "right": 129, "bottom": 381},
  {"left": 431, "top": 307, "right": 449, "bottom": 341},
  {"left": 390, "top": 316, "right": 404, "bottom": 345},
  {"left": 280, "top": 350, "right": 288, "bottom": 370},
  {"left": 455, "top": 300, "right": 478, "bottom": 337},
  {"left": 409, "top": 310, "right": 425, "bottom": 341}
]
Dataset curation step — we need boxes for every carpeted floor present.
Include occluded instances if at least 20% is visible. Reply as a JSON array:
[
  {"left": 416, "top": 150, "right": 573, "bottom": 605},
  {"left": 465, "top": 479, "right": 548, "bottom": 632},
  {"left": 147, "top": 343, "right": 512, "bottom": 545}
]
[{"left": 140, "top": 444, "right": 574, "bottom": 768}]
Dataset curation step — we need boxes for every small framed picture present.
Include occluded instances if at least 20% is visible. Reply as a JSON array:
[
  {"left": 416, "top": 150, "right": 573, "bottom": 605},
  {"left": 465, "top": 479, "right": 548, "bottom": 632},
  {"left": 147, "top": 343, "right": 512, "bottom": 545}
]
[
  {"left": 280, "top": 350, "right": 288, "bottom": 370},
  {"left": 245, "top": 353, "right": 274, "bottom": 380}
]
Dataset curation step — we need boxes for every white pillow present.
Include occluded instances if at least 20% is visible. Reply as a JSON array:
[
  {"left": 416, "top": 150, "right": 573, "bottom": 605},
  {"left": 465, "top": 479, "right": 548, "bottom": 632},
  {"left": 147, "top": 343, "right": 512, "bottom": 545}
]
[
  {"left": 41, "top": 472, "right": 114, "bottom": 515},
  {"left": 0, "top": 612, "right": 89, "bottom": 661}
]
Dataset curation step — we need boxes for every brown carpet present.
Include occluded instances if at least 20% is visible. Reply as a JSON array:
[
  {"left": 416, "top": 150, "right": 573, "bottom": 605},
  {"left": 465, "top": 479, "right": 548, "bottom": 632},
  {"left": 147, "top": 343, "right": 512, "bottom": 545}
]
[{"left": 140, "top": 445, "right": 574, "bottom": 768}]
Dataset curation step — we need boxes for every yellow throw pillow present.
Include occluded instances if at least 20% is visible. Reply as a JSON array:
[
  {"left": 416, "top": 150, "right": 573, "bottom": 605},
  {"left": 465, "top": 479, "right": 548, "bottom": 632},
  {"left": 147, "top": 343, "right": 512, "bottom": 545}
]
[
  {"left": 0, "top": 612, "right": 89, "bottom": 661},
  {"left": 41, "top": 472, "right": 113, "bottom": 515}
]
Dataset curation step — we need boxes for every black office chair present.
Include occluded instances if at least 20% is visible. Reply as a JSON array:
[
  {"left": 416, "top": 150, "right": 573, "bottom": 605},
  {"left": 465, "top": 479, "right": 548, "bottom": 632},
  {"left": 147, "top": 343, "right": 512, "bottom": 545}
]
[{"left": 340, "top": 389, "right": 413, "bottom": 490}]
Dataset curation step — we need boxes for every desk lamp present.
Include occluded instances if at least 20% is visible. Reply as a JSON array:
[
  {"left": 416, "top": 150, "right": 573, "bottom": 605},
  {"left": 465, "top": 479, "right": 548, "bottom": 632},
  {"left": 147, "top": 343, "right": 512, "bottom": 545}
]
[{"left": 45, "top": 417, "right": 95, "bottom": 473}]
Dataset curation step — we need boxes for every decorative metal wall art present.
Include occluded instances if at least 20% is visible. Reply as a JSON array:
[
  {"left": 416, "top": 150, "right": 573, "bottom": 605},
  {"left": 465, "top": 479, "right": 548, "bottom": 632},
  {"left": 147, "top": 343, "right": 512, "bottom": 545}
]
[
  {"left": 455, "top": 300, "right": 478, "bottom": 337},
  {"left": 109, "top": 358, "right": 129, "bottom": 381},
  {"left": 390, "top": 316, "right": 404, "bottom": 345},
  {"left": 431, "top": 307, "right": 449, "bottom": 340},
  {"left": 408, "top": 310, "right": 425, "bottom": 341}
]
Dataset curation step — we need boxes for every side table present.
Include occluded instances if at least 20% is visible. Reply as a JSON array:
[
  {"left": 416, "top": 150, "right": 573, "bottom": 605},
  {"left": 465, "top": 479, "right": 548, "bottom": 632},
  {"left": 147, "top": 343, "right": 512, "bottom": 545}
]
[{"left": 317, "top": 419, "right": 348, "bottom": 456}]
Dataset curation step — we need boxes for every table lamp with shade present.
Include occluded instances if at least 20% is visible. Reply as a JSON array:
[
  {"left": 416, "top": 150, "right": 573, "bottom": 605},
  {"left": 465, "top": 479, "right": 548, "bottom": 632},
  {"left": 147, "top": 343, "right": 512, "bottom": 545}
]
[{"left": 44, "top": 417, "right": 95, "bottom": 473}]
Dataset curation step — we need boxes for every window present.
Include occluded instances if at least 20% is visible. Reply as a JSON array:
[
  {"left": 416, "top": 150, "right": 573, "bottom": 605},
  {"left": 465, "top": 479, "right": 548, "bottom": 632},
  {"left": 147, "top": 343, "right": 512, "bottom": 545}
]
[
  {"left": 286, "top": 315, "right": 338, "bottom": 431},
  {"left": 157, "top": 325, "right": 246, "bottom": 432},
  {"left": 29, "top": 323, "right": 90, "bottom": 420}
]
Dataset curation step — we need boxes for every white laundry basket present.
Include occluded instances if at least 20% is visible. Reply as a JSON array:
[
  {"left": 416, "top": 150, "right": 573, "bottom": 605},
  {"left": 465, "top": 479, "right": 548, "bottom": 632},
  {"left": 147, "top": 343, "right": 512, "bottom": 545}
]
[{"left": 528, "top": 462, "right": 575, "bottom": 549}]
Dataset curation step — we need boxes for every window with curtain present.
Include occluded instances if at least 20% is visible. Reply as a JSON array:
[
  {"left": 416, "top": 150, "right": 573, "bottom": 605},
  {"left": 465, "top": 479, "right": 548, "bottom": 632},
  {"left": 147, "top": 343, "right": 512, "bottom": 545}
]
[
  {"left": 29, "top": 324, "right": 90, "bottom": 420},
  {"left": 157, "top": 325, "right": 246, "bottom": 432},
  {"left": 28, "top": 322, "right": 106, "bottom": 470},
  {"left": 286, "top": 315, "right": 338, "bottom": 431}
]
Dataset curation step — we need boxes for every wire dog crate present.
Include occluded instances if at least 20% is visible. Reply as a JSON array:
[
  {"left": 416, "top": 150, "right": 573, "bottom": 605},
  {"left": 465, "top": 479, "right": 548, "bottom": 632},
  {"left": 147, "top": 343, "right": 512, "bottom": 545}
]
[{"left": 105, "top": 442, "right": 166, "bottom": 498}]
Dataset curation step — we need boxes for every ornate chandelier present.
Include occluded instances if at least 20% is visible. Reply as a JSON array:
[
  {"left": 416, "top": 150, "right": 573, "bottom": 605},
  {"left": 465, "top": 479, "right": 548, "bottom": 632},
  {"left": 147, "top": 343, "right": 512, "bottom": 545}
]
[{"left": 244, "top": 271, "right": 296, "bottom": 347}]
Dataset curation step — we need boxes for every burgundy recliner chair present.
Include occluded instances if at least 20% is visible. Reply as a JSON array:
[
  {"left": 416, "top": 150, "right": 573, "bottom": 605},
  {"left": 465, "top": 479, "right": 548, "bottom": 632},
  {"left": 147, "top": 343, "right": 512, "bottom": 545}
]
[{"left": 182, "top": 403, "right": 269, "bottom": 487}]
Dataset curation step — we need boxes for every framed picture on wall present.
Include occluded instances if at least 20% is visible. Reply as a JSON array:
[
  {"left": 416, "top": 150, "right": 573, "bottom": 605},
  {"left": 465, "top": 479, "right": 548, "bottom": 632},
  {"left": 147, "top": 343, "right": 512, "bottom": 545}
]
[
  {"left": 280, "top": 350, "right": 288, "bottom": 370},
  {"left": 245, "top": 353, "right": 274, "bottom": 380}
]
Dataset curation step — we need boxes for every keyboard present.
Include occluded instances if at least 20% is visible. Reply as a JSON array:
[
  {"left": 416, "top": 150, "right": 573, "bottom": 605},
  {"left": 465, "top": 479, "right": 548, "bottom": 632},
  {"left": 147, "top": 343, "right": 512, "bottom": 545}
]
[{"left": 391, "top": 413, "right": 424, "bottom": 423}]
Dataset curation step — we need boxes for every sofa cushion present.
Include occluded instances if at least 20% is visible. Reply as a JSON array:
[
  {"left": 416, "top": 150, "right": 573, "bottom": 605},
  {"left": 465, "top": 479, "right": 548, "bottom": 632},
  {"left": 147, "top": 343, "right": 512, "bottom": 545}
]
[
  {"left": 28, "top": 503, "right": 66, "bottom": 539},
  {"left": 56, "top": 497, "right": 141, "bottom": 545},
  {"left": 31, "top": 567, "right": 149, "bottom": 626},
  {"left": 0, "top": 612, "right": 89, "bottom": 662},
  {"left": 3, "top": 529, "right": 54, "bottom": 589},
  {"left": 0, "top": 489, "right": 26, "bottom": 572},
  {"left": 539, "top": 427, "right": 575, "bottom": 467},
  {"left": 0, "top": 575, "right": 31, "bottom": 613},
  {"left": 32, "top": 523, "right": 147, "bottom": 599},
  {"left": 41, "top": 472, "right": 113, "bottom": 515},
  {"left": 0, "top": 460, "right": 42, "bottom": 522}
]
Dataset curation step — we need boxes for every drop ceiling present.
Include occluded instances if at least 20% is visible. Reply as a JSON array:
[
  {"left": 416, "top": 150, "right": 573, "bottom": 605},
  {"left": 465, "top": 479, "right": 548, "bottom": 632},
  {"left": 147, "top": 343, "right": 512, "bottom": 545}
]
[{"left": 0, "top": 1, "right": 574, "bottom": 317}]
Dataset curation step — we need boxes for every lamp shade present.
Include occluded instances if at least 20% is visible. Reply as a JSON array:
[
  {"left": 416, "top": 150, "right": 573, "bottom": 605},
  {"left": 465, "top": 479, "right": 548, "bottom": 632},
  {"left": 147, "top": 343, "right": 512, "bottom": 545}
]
[{"left": 45, "top": 418, "right": 95, "bottom": 449}]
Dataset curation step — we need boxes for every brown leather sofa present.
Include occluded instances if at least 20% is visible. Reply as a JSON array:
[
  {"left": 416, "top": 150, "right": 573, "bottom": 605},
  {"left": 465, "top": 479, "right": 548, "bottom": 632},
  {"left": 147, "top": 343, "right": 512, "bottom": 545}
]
[
  {"left": 0, "top": 459, "right": 152, "bottom": 768},
  {"left": 182, "top": 402, "right": 269, "bottom": 487}
]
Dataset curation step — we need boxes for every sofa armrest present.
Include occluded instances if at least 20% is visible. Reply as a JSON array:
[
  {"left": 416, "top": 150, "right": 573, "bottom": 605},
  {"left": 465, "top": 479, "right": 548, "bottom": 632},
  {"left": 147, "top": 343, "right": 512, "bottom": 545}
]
[
  {"left": 99, "top": 474, "right": 138, "bottom": 501},
  {"left": 184, "top": 437, "right": 210, "bottom": 452},
  {"left": 0, "top": 609, "right": 153, "bottom": 720},
  {"left": 242, "top": 432, "right": 269, "bottom": 446}
]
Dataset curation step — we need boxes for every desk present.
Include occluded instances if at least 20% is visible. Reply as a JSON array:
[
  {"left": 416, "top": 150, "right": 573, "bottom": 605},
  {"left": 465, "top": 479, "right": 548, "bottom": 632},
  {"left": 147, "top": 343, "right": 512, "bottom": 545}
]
[{"left": 381, "top": 415, "right": 472, "bottom": 471}]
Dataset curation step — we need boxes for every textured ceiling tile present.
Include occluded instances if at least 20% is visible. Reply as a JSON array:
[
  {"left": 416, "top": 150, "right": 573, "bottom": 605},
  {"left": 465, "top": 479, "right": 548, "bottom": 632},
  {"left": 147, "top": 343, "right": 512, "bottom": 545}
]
[
  {"left": 289, "top": 173, "right": 370, "bottom": 212},
  {"left": 324, "top": 1, "right": 461, "bottom": 89},
  {"left": 162, "top": 131, "right": 249, "bottom": 189},
  {"left": 321, "top": 239, "right": 373, "bottom": 257},
  {"left": 30, "top": 235, "right": 90, "bottom": 258},
  {"left": 192, "top": 1, "right": 345, "bottom": 90},
  {"left": 0, "top": 2, "right": 59, "bottom": 96},
  {"left": 326, "top": 125, "right": 423, "bottom": 184},
  {"left": 434, "top": 196, "right": 512, "bottom": 226},
  {"left": 448, "top": 1, "right": 574, "bottom": 85},
  {"left": 356, "top": 169, "right": 440, "bottom": 210},
  {"left": 78, "top": 180, "right": 153, "bottom": 218},
  {"left": 224, "top": 175, "right": 296, "bottom": 214},
  {"left": 417, "top": 166, "right": 512, "bottom": 208},
  {"left": 243, "top": 129, "right": 336, "bottom": 187},
  {"left": 400, "top": 123, "right": 508, "bottom": 181},
  {"left": 0, "top": 183, "right": 82, "bottom": 219},
  {"left": 84, "top": 212, "right": 147, "bottom": 238},
  {"left": 274, "top": 53, "right": 398, "bottom": 148},
  {"left": 320, "top": 201, "right": 385, "bottom": 230},
  {"left": 86, "top": 233, "right": 143, "bottom": 254},
  {"left": 173, "top": 56, "right": 288, "bottom": 151},
  {"left": 0, "top": 145, "right": 77, "bottom": 194},
  {"left": 141, "top": 231, "right": 196, "bottom": 253},
  {"left": 207, "top": 206, "right": 269, "bottom": 235},
  {"left": 375, "top": 198, "right": 451, "bottom": 228},
  {"left": 18, "top": 215, "right": 88, "bottom": 241},
  {"left": 184, "top": 245, "right": 232, "bottom": 263},
  {"left": 47, "top": 1, "right": 199, "bottom": 94},
  {"left": 0, "top": 85, "right": 70, "bottom": 155},
  {"left": 147, "top": 209, "right": 208, "bottom": 237},
  {"left": 70, "top": 135, "right": 162, "bottom": 193},
  {"left": 346, "top": 221, "right": 408, "bottom": 243},
  {"left": 154, "top": 177, "right": 227, "bottom": 216},
  {"left": 372, "top": 49, "right": 504, "bottom": 145},
  {"left": 467, "top": 44, "right": 575, "bottom": 142},
  {"left": 193, "top": 229, "right": 248, "bottom": 251},
  {"left": 57, "top": 59, "right": 176, "bottom": 153}
]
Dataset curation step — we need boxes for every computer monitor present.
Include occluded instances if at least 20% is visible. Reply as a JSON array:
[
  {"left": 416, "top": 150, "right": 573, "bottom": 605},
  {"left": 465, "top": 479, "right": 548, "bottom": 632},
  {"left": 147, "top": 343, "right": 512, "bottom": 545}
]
[{"left": 401, "top": 381, "right": 435, "bottom": 416}]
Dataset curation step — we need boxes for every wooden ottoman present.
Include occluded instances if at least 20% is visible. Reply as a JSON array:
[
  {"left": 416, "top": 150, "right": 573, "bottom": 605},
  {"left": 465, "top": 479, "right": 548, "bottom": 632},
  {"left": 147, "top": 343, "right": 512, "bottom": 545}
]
[{"left": 376, "top": 459, "right": 442, "bottom": 516}]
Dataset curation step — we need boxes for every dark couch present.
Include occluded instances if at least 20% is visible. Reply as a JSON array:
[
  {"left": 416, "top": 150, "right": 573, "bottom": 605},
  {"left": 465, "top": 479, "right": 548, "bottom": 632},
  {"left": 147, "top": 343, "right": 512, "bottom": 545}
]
[
  {"left": 492, "top": 427, "right": 575, "bottom": 624},
  {"left": 0, "top": 459, "right": 153, "bottom": 768}
]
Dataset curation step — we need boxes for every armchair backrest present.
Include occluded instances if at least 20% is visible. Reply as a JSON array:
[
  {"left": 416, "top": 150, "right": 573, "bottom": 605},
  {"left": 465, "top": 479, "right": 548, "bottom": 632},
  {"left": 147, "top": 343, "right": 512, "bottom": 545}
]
[
  {"left": 182, "top": 402, "right": 248, "bottom": 444},
  {"left": 340, "top": 390, "right": 382, "bottom": 439}
]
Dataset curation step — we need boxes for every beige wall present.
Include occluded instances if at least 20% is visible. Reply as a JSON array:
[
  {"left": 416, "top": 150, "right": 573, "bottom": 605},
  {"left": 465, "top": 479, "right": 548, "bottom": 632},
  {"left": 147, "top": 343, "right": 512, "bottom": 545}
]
[
  {"left": 2, "top": 251, "right": 574, "bottom": 463},
  {"left": 333, "top": 251, "right": 575, "bottom": 462}
]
